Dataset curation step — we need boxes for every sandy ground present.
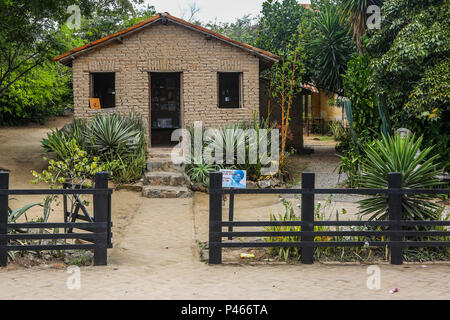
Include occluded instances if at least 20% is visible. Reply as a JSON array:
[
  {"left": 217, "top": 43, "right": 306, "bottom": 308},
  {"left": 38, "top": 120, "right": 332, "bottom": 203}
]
[
  {"left": 1, "top": 196, "right": 449, "bottom": 300},
  {"left": 0, "top": 122, "right": 449, "bottom": 299},
  {"left": 0, "top": 116, "right": 142, "bottom": 244}
]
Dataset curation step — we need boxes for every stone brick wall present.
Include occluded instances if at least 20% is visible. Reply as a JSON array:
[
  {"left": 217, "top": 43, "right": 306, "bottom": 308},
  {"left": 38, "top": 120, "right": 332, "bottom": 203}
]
[{"left": 71, "top": 22, "right": 261, "bottom": 142}]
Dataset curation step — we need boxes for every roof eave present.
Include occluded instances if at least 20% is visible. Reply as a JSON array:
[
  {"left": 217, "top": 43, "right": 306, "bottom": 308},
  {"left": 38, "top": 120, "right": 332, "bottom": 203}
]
[{"left": 54, "top": 13, "right": 280, "bottom": 66}]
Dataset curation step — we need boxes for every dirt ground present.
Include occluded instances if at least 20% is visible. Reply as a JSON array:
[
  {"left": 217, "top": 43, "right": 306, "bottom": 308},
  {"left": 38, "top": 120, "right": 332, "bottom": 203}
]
[
  {"left": 0, "top": 120, "right": 449, "bottom": 299},
  {"left": 0, "top": 116, "right": 142, "bottom": 245}
]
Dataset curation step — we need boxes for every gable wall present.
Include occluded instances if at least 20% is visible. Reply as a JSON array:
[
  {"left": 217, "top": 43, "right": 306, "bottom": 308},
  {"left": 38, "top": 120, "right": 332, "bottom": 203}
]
[{"left": 72, "top": 22, "right": 261, "bottom": 140}]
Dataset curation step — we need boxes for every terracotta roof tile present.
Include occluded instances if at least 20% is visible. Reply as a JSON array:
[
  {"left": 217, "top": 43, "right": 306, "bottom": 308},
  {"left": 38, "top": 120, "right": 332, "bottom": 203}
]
[{"left": 53, "top": 12, "right": 280, "bottom": 65}]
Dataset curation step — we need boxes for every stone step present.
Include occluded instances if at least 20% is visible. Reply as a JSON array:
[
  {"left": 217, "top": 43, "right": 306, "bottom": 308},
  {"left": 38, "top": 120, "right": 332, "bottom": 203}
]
[
  {"left": 148, "top": 152, "right": 173, "bottom": 159},
  {"left": 142, "top": 185, "right": 192, "bottom": 198},
  {"left": 144, "top": 171, "right": 189, "bottom": 186},
  {"left": 146, "top": 158, "right": 184, "bottom": 172}
]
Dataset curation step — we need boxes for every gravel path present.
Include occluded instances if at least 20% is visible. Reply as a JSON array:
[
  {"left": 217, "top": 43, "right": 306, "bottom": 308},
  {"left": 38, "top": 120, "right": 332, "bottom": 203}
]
[{"left": 286, "top": 138, "right": 369, "bottom": 203}]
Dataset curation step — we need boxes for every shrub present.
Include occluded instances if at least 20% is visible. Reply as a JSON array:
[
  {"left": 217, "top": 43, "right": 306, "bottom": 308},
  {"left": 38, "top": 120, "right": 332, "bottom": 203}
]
[
  {"left": 185, "top": 113, "right": 280, "bottom": 185},
  {"left": 86, "top": 112, "right": 146, "bottom": 162},
  {"left": 186, "top": 162, "right": 223, "bottom": 186},
  {"left": 358, "top": 134, "right": 443, "bottom": 221},
  {"left": 0, "top": 62, "right": 72, "bottom": 125},
  {"left": 328, "top": 120, "right": 348, "bottom": 141},
  {"left": 34, "top": 139, "right": 115, "bottom": 188},
  {"left": 264, "top": 196, "right": 449, "bottom": 262},
  {"left": 265, "top": 196, "right": 336, "bottom": 261},
  {"left": 41, "top": 118, "right": 88, "bottom": 160},
  {"left": 41, "top": 112, "right": 147, "bottom": 185}
]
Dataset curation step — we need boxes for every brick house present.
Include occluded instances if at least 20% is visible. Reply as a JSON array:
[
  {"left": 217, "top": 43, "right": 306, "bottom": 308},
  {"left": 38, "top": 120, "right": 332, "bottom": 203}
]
[{"left": 54, "top": 12, "right": 280, "bottom": 146}]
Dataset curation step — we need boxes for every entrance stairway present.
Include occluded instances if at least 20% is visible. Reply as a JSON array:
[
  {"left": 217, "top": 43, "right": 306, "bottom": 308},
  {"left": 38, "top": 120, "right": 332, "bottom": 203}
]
[{"left": 142, "top": 147, "right": 192, "bottom": 198}]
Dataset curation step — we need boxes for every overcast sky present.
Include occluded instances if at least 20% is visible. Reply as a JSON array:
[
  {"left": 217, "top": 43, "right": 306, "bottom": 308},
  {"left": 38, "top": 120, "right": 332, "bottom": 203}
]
[{"left": 143, "top": 0, "right": 311, "bottom": 23}]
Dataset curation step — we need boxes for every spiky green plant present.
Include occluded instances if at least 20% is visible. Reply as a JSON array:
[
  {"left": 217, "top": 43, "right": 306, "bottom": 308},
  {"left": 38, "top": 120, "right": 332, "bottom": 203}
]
[
  {"left": 186, "top": 161, "right": 223, "bottom": 187},
  {"left": 358, "top": 134, "right": 443, "bottom": 220},
  {"left": 7, "top": 201, "right": 43, "bottom": 260},
  {"left": 308, "top": 5, "right": 353, "bottom": 93},
  {"left": 205, "top": 113, "right": 276, "bottom": 180},
  {"left": 87, "top": 113, "right": 145, "bottom": 161},
  {"left": 41, "top": 119, "right": 87, "bottom": 160}
]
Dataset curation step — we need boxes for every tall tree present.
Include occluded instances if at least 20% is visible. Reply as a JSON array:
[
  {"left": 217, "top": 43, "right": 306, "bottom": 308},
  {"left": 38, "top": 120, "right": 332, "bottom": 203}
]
[
  {"left": 308, "top": 5, "right": 354, "bottom": 94},
  {"left": 367, "top": 0, "right": 449, "bottom": 171},
  {"left": 339, "top": 0, "right": 384, "bottom": 54},
  {"left": 0, "top": 0, "right": 152, "bottom": 124},
  {"left": 205, "top": 15, "right": 259, "bottom": 45},
  {"left": 0, "top": 0, "right": 146, "bottom": 98},
  {"left": 256, "top": 0, "right": 307, "bottom": 53}
]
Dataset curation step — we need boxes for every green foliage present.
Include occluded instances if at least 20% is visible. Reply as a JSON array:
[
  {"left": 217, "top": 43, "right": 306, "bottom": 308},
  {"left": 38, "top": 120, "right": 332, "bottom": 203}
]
[
  {"left": 8, "top": 202, "right": 42, "bottom": 224},
  {"left": 339, "top": 0, "right": 384, "bottom": 54},
  {"left": 86, "top": 112, "right": 146, "bottom": 162},
  {"left": 205, "top": 14, "right": 258, "bottom": 45},
  {"left": 358, "top": 134, "right": 443, "bottom": 221},
  {"left": 112, "top": 152, "right": 147, "bottom": 185},
  {"left": 338, "top": 149, "right": 363, "bottom": 188},
  {"left": 41, "top": 113, "right": 147, "bottom": 185},
  {"left": 0, "top": 0, "right": 152, "bottom": 124},
  {"left": 7, "top": 201, "right": 44, "bottom": 261},
  {"left": 185, "top": 114, "right": 280, "bottom": 186},
  {"left": 206, "top": 116, "right": 278, "bottom": 180},
  {"left": 328, "top": 120, "right": 348, "bottom": 141},
  {"left": 256, "top": 0, "right": 308, "bottom": 53},
  {"left": 74, "top": 2, "right": 156, "bottom": 42},
  {"left": 308, "top": 5, "right": 354, "bottom": 93},
  {"left": 367, "top": 0, "right": 449, "bottom": 171},
  {"left": 264, "top": 197, "right": 302, "bottom": 261},
  {"left": 264, "top": 194, "right": 449, "bottom": 263},
  {"left": 264, "top": 195, "right": 384, "bottom": 262},
  {"left": 42, "top": 129, "right": 73, "bottom": 161},
  {"left": 33, "top": 139, "right": 115, "bottom": 188},
  {"left": 186, "top": 162, "right": 223, "bottom": 186},
  {"left": 342, "top": 54, "right": 380, "bottom": 142},
  {"left": 0, "top": 61, "right": 72, "bottom": 124}
]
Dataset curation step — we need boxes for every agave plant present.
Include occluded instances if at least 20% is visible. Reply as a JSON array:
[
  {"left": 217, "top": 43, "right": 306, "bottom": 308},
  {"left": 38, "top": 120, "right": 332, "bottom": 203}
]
[
  {"left": 42, "top": 119, "right": 88, "bottom": 160},
  {"left": 186, "top": 161, "right": 223, "bottom": 186},
  {"left": 41, "top": 129, "right": 71, "bottom": 160},
  {"left": 358, "top": 134, "right": 443, "bottom": 220},
  {"left": 205, "top": 113, "right": 276, "bottom": 179},
  {"left": 7, "top": 201, "right": 43, "bottom": 260},
  {"left": 86, "top": 113, "right": 146, "bottom": 161}
]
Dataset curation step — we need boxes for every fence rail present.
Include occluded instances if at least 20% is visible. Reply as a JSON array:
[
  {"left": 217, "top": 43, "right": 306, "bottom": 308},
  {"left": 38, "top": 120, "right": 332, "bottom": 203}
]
[
  {"left": 208, "top": 172, "right": 450, "bottom": 265},
  {"left": 0, "top": 172, "right": 113, "bottom": 267}
]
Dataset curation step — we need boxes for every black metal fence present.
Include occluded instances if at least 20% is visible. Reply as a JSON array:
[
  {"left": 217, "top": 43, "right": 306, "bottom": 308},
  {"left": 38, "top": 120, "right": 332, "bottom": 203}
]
[
  {"left": 0, "top": 172, "right": 113, "bottom": 267},
  {"left": 209, "top": 172, "right": 450, "bottom": 265}
]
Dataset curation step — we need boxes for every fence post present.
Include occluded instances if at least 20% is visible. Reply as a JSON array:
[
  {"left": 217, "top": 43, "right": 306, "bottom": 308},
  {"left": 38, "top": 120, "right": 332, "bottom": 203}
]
[
  {"left": 388, "top": 172, "right": 403, "bottom": 265},
  {"left": 209, "top": 172, "right": 223, "bottom": 264},
  {"left": 301, "top": 172, "right": 315, "bottom": 264},
  {"left": 0, "top": 172, "right": 9, "bottom": 267},
  {"left": 93, "top": 172, "right": 108, "bottom": 266}
]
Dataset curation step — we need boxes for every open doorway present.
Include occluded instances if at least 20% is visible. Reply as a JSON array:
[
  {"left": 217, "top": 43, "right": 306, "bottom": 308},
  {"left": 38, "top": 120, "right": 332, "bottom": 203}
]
[{"left": 150, "top": 72, "right": 182, "bottom": 146}]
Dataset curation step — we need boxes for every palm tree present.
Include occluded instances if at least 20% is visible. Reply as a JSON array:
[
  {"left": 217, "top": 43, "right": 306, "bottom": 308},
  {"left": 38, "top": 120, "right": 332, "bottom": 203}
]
[
  {"left": 340, "top": 0, "right": 384, "bottom": 55},
  {"left": 308, "top": 6, "right": 353, "bottom": 94}
]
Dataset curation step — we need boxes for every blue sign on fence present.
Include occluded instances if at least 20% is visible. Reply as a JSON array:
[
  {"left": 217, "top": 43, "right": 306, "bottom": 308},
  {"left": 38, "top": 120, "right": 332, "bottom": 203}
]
[{"left": 220, "top": 169, "right": 246, "bottom": 189}]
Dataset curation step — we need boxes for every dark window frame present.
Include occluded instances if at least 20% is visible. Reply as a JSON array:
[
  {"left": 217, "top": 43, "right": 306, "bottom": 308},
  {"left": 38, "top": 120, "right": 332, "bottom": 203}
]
[
  {"left": 89, "top": 72, "right": 116, "bottom": 109},
  {"left": 217, "top": 72, "right": 243, "bottom": 109}
]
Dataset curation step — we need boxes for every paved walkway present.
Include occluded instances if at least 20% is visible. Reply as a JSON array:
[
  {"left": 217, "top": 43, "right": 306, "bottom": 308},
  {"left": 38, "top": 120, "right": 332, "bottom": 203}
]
[{"left": 1, "top": 198, "right": 449, "bottom": 300}]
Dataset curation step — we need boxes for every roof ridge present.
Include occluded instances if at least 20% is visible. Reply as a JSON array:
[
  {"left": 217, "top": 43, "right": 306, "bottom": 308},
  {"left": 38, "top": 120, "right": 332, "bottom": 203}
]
[{"left": 53, "top": 12, "right": 280, "bottom": 64}]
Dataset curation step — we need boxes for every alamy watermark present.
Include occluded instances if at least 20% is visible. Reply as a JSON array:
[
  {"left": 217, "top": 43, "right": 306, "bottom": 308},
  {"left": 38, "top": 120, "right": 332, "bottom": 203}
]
[
  {"left": 366, "top": 265, "right": 381, "bottom": 290},
  {"left": 66, "top": 265, "right": 81, "bottom": 290},
  {"left": 367, "top": 5, "right": 381, "bottom": 30},
  {"left": 170, "top": 121, "right": 280, "bottom": 175},
  {"left": 66, "top": 5, "right": 81, "bottom": 30}
]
